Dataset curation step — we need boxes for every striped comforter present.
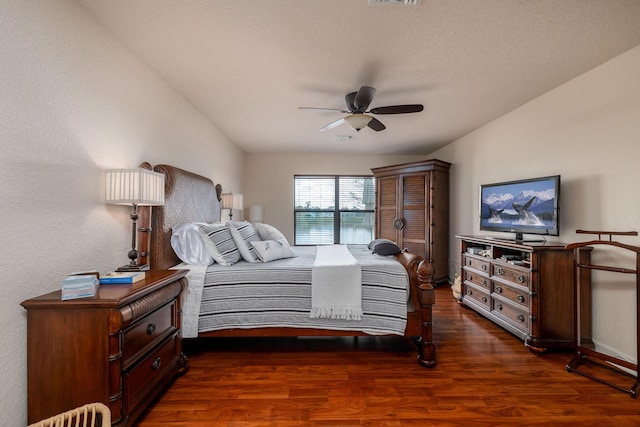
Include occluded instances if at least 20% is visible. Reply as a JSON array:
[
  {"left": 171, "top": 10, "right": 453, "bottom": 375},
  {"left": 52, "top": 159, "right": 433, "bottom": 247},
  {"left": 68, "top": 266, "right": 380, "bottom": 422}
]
[{"left": 193, "top": 244, "right": 409, "bottom": 336}]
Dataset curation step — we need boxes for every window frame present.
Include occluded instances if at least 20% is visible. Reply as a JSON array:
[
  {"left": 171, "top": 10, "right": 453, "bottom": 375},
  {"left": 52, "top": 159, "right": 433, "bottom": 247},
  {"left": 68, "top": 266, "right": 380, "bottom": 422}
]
[{"left": 293, "top": 174, "right": 375, "bottom": 245}]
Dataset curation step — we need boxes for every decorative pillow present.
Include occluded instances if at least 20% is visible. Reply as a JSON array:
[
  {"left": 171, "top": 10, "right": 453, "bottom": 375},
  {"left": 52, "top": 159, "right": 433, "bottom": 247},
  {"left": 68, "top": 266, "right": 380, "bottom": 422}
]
[
  {"left": 170, "top": 223, "right": 214, "bottom": 265},
  {"left": 254, "top": 222, "right": 289, "bottom": 245},
  {"left": 250, "top": 239, "right": 296, "bottom": 262},
  {"left": 197, "top": 223, "right": 241, "bottom": 266},
  {"left": 368, "top": 238, "right": 402, "bottom": 256},
  {"left": 228, "top": 221, "right": 260, "bottom": 262},
  {"left": 367, "top": 238, "right": 394, "bottom": 250}
]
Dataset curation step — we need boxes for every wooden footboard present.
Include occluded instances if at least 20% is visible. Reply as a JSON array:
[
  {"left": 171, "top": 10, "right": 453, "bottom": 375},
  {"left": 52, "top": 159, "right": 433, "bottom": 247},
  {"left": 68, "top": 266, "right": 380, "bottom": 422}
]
[
  {"left": 195, "top": 250, "right": 437, "bottom": 367},
  {"left": 394, "top": 250, "right": 437, "bottom": 368}
]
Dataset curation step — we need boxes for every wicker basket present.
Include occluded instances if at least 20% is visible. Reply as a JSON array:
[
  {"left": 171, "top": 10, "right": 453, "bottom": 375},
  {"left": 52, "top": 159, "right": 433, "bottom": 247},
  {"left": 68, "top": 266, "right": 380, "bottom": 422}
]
[{"left": 27, "top": 403, "right": 111, "bottom": 427}]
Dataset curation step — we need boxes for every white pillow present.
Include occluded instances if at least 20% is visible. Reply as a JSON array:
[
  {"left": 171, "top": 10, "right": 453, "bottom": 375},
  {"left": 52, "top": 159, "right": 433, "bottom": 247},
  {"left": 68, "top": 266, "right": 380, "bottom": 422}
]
[
  {"left": 254, "top": 223, "right": 289, "bottom": 244},
  {"left": 197, "top": 223, "right": 241, "bottom": 266},
  {"left": 170, "top": 223, "right": 214, "bottom": 265},
  {"left": 250, "top": 239, "right": 296, "bottom": 262},
  {"left": 228, "top": 221, "right": 260, "bottom": 262}
]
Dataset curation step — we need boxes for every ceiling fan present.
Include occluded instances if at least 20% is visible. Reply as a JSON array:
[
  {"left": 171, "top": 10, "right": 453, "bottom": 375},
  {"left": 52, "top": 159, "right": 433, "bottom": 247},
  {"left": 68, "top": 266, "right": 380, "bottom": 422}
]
[{"left": 298, "top": 86, "right": 424, "bottom": 132}]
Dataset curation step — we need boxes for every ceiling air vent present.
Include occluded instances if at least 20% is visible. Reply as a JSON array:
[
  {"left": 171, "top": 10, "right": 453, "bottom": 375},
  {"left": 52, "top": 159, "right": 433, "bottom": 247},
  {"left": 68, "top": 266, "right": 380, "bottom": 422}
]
[{"left": 368, "top": 0, "right": 421, "bottom": 5}]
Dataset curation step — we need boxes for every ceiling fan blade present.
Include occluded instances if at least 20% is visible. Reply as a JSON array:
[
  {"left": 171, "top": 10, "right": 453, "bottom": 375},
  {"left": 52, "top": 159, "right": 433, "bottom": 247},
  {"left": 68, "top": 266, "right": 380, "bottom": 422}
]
[
  {"left": 369, "top": 104, "right": 424, "bottom": 115},
  {"left": 298, "top": 107, "right": 349, "bottom": 113},
  {"left": 345, "top": 92, "right": 357, "bottom": 112},
  {"left": 367, "top": 117, "right": 386, "bottom": 131},
  {"left": 354, "top": 86, "right": 376, "bottom": 111},
  {"left": 318, "top": 117, "right": 346, "bottom": 131}
]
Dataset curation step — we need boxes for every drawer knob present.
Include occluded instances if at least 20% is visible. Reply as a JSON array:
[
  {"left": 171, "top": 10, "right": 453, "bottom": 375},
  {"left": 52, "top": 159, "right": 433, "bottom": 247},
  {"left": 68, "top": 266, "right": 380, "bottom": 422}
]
[
  {"left": 467, "top": 274, "right": 473, "bottom": 281},
  {"left": 517, "top": 314, "right": 525, "bottom": 322},
  {"left": 481, "top": 279, "right": 487, "bottom": 286},
  {"left": 147, "top": 323, "right": 156, "bottom": 335},
  {"left": 495, "top": 286, "right": 502, "bottom": 293},
  {"left": 151, "top": 357, "right": 162, "bottom": 371},
  {"left": 467, "top": 289, "right": 472, "bottom": 296},
  {"left": 497, "top": 267, "right": 505, "bottom": 275},
  {"left": 496, "top": 304, "right": 503, "bottom": 311},
  {"left": 482, "top": 264, "right": 487, "bottom": 271},
  {"left": 518, "top": 275, "right": 525, "bottom": 283},
  {"left": 517, "top": 295, "right": 525, "bottom": 303},
  {"left": 481, "top": 296, "right": 487, "bottom": 303},
  {"left": 466, "top": 259, "right": 472, "bottom": 266}
]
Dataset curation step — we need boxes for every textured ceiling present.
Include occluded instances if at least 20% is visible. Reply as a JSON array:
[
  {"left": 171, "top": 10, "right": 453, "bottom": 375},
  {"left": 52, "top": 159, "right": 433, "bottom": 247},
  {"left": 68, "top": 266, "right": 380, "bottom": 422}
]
[{"left": 76, "top": 0, "right": 640, "bottom": 155}]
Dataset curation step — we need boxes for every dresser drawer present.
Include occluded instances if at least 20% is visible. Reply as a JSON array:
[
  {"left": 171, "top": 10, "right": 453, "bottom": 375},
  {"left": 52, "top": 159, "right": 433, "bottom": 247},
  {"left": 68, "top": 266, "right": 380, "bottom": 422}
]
[
  {"left": 493, "top": 282, "right": 529, "bottom": 309},
  {"left": 463, "top": 255, "right": 490, "bottom": 274},
  {"left": 123, "top": 302, "right": 177, "bottom": 368},
  {"left": 124, "top": 333, "right": 180, "bottom": 413},
  {"left": 463, "top": 268, "right": 490, "bottom": 291},
  {"left": 493, "top": 299, "right": 529, "bottom": 331},
  {"left": 492, "top": 264, "right": 529, "bottom": 288},
  {"left": 464, "top": 284, "right": 491, "bottom": 310}
]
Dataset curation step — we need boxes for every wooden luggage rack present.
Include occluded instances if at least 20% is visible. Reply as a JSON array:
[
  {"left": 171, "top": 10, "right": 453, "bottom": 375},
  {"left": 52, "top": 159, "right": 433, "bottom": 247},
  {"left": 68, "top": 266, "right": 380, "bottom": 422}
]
[{"left": 565, "top": 230, "right": 640, "bottom": 398}]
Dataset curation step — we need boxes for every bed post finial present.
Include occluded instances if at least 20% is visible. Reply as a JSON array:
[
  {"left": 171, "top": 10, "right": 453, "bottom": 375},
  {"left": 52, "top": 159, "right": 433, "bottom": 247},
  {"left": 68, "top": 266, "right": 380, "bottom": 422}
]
[{"left": 415, "top": 259, "right": 436, "bottom": 367}]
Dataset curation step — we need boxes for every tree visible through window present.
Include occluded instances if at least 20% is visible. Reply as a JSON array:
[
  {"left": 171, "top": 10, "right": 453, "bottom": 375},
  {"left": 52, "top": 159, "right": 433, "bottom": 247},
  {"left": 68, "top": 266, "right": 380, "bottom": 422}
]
[{"left": 294, "top": 175, "right": 375, "bottom": 245}]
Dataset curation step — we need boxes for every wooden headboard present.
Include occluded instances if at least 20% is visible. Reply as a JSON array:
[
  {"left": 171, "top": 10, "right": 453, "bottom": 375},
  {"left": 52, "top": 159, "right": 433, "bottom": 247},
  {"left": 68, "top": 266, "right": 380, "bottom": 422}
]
[{"left": 147, "top": 164, "right": 222, "bottom": 270}]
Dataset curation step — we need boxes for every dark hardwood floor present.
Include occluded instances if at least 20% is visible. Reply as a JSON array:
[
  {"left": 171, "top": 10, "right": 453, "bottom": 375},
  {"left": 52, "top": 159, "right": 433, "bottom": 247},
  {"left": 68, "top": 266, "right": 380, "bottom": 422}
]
[{"left": 135, "top": 286, "right": 639, "bottom": 426}]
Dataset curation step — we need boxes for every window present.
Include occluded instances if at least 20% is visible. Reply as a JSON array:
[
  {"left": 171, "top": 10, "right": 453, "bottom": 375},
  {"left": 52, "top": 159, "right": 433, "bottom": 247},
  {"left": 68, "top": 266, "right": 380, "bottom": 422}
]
[{"left": 294, "top": 175, "right": 375, "bottom": 245}]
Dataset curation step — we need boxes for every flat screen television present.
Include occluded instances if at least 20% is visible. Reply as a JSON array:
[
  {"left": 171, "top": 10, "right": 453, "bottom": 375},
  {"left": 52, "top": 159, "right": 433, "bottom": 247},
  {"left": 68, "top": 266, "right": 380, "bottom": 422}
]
[{"left": 479, "top": 175, "right": 560, "bottom": 242}]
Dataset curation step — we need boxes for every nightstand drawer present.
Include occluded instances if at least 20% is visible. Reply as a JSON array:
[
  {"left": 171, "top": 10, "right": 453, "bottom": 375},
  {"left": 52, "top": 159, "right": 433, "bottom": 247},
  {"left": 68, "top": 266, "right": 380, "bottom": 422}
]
[
  {"left": 124, "top": 333, "right": 180, "bottom": 413},
  {"left": 123, "top": 302, "right": 177, "bottom": 367}
]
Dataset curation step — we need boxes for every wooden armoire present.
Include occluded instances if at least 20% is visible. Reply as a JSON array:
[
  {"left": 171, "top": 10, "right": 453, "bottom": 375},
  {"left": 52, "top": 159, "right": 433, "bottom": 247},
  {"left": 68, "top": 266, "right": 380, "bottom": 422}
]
[{"left": 371, "top": 159, "right": 451, "bottom": 284}]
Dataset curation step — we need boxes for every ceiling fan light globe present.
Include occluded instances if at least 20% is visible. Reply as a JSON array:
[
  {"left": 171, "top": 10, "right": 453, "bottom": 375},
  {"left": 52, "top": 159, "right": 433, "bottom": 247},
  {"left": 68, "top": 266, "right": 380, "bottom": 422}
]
[{"left": 345, "top": 114, "right": 372, "bottom": 131}]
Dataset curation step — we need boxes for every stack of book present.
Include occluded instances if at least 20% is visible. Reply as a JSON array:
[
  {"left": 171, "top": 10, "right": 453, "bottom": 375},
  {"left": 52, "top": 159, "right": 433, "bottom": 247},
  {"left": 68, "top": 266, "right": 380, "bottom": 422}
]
[{"left": 61, "top": 273, "right": 99, "bottom": 300}]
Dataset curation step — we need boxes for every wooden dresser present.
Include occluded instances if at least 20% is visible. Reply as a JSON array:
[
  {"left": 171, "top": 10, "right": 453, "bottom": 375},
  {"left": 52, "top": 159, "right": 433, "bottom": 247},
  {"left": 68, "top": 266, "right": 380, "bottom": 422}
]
[
  {"left": 457, "top": 235, "right": 591, "bottom": 351},
  {"left": 22, "top": 269, "right": 189, "bottom": 426},
  {"left": 372, "top": 159, "right": 451, "bottom": 284}
]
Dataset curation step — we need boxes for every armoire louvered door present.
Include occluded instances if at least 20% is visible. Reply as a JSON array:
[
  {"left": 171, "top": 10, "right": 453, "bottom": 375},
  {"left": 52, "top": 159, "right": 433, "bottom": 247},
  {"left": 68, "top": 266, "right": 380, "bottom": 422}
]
[
  {"left": 372, "top": 159, "right": 451, "bottom": 284},
  {"left": 401, "top": 173, "right": 428, "bottom": 257}
]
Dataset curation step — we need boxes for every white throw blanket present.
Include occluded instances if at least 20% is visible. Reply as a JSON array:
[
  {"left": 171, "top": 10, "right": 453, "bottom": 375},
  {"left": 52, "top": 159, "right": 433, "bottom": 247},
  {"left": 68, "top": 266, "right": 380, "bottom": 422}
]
[
  {"left": 310, "top": 245, "right": 362, "bottom": 321},
  {"left": 171, "top": 263, "right": 207, "bottom": 338}
]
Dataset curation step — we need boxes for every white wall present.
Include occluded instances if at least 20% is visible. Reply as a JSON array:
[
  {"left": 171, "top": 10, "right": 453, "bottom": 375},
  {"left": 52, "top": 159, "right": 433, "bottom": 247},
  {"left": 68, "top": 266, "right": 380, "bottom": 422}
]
[
  {"left": 244, "top": 154, "right": 427, "bottom": 242},
  {"left": 0, "top": 1, "right": 244, "bottom": 425},
  {"left": 431, "top": 45, "right": 640, "bottom": 366}
]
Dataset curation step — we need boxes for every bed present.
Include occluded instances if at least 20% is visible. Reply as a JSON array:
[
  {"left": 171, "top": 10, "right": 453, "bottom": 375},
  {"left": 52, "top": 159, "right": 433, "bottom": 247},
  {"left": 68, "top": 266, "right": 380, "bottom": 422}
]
[{"left": 139, "top": 163, "right": 436, "bottom": 367}]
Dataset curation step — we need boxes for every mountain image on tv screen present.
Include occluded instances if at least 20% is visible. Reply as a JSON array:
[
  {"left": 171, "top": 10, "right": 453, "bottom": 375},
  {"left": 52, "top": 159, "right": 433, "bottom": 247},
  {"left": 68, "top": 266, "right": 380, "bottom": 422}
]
[{"left": 480, "top": 178, "right": 557, "bottom": 230}]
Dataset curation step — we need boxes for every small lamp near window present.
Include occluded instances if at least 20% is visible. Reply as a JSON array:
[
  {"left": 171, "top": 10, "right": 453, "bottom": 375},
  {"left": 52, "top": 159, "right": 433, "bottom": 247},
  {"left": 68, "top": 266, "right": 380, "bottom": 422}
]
[
  {"left": 105, "top": 168, "right": 165, "bottom": 272},
  {"left": 249, "top": 204, "right": 264, "bottom": 223},
  {"left": 221, "top": 192, "right": 243, "bottom": 221}
]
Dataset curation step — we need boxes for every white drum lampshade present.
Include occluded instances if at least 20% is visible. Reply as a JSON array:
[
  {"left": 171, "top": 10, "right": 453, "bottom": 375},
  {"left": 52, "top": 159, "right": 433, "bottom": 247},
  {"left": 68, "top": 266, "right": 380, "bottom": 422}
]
[{"left": 249, "top": 204, "right": 264, "bottom": 223}]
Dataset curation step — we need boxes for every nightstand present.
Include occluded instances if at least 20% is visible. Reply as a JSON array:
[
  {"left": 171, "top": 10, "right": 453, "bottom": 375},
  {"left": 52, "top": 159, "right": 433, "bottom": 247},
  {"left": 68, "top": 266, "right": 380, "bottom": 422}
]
[{"left": 22, "top": 269, "right": 189, "bottom": 426}]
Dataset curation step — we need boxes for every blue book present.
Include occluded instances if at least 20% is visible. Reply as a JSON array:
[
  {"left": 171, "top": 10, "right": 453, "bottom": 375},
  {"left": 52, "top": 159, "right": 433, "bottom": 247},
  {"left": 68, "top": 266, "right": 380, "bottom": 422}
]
[{"left": 99, "top": 271, "right": 146, "bottom": 284}]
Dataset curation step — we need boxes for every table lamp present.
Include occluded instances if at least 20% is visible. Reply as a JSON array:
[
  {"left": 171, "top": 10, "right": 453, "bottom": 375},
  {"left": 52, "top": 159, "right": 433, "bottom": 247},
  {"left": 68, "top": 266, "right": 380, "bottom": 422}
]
[
  {"left": 221, "top": 192, "right": 243, "bottom": 221},
  {"left": 105, "top": 168, "right": 165, "bottom": 271}
]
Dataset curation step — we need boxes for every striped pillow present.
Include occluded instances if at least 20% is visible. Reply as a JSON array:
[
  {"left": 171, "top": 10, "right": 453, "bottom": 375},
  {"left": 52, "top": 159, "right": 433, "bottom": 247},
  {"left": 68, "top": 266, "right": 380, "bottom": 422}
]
[
  {"left": 197, "top": 223, "right": 241, "bottom": 266},
  {"left": 228, "top": 221, "right": 260, "bottom": 262}
]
